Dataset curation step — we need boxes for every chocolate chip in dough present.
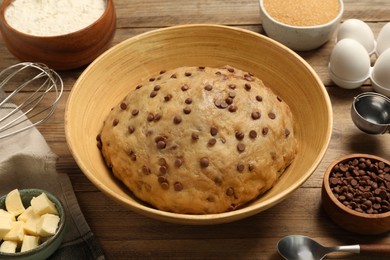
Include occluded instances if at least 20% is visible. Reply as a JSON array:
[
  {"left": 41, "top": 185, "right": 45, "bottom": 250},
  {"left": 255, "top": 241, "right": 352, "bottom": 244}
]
[{"left": 200, "top": 157, "right": 210, "bottom": 168}]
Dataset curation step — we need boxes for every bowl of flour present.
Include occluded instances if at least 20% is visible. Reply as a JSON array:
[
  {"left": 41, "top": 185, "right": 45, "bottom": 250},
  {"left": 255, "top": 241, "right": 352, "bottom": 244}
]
[{"left": 0, "top": 0, "right": 116, "bottom": 70}]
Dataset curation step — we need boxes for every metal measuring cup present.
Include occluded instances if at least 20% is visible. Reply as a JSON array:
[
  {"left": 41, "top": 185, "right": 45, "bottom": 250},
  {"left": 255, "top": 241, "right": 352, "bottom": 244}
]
[{"left": 351, "top": 92, "right": 390, "bottom": 134}]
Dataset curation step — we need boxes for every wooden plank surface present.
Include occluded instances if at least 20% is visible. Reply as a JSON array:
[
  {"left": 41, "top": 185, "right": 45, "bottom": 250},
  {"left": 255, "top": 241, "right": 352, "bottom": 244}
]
[{"left": 1, "top": 0, "right": 389, "bottom": 259}]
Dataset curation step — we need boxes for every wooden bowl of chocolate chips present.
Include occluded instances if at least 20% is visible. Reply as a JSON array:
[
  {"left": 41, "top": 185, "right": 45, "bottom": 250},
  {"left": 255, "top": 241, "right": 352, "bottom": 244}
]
[{"left": 322, "top": 153, "right": 390, "bottom": 235}]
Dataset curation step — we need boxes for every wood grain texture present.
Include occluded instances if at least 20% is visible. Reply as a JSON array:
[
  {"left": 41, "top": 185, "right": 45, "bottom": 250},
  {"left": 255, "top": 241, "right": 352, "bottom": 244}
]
[{"left": 0, "top": 0, "right": 389, "bottom": 259}]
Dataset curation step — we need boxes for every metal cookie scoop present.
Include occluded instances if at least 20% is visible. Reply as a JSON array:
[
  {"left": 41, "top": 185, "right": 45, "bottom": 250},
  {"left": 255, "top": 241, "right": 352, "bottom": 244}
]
[
  {"left": 277, "top": 235, "right": 390, "bottom": 260},
  {"left": 351, "top": 92, "right": 390, "bottom": 134}
]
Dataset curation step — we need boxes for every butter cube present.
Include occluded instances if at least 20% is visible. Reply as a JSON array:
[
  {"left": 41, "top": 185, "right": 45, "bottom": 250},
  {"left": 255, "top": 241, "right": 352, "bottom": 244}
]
[
  {"left": 0, "top": 209, "right": 15, "bottom": 222},
  {"left": 23, "top": 212, "right": 41, "bottom": 236},
  {"left": 31, "top": 193, "right": 58, "bottom": 216},
  {"left": 0, "top": 216, "right": 12, "bottom": 240},
  {"left": 5, "top": 189, "right": 25, "bottom": 216},
  {"left": 17, "top": 206, "right": 32, "bottom": 222},
  {"left": 21, "top": 235, "right": 39, "bottom": 252},
  {"left": 0, "top": 240, "right": 18, "bottom": 253},
  {"left": 37, "top": 214, "right": 60, "bottom": 237},
  {"left": 3, "top": 221, "right": 24, "bottom": 242}
]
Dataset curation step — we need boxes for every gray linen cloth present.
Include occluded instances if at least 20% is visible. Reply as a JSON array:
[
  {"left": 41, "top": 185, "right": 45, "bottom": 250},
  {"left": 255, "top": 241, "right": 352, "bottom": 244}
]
[{"left": 0, "top": 89, "right": 105, "bottom": 259}]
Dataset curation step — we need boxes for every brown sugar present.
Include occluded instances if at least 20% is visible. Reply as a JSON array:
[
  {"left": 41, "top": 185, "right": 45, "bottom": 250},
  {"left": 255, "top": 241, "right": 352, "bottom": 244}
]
[{"left": 263, "top": 0, "right": 341, "bottom": 26}]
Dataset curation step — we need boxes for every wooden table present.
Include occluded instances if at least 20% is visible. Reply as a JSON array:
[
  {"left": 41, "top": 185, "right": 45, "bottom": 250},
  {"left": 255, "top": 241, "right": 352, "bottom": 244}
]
[{"left": 1, "top": 0, "right": 389, "bottom": 259}]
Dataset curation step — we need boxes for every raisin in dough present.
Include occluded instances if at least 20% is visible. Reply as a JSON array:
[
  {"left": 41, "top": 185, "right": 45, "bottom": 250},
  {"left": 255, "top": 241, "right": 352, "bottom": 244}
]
[{"left": 98, "top": 66, "right": 298, "bottom": 214}]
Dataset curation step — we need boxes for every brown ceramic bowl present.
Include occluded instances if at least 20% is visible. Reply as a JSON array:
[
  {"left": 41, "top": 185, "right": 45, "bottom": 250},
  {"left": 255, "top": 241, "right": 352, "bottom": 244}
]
[
  {"left": 65, "top": 24, "right": 332, "bottom": 225},
  {"left": 322, "top": 153, "right": 390, "bottom": 235},
  {"left": 0, "top": 0, "right": 116, "bottom": 71}
]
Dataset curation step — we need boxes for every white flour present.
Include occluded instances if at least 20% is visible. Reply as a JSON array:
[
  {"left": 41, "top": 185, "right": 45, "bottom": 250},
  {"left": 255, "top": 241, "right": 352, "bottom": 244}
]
[{"left": 5, "top": 0, "right": 106, "bottom": 36}]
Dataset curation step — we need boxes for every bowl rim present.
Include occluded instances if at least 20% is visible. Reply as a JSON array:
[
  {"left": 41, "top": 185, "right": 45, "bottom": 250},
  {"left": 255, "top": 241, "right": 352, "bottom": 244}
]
[
  {"left": 0, "top": 0, "right": 114, "bottom": 38},
  {"left": 66, "top": 24, "right": 333, "bottom": 224},
  {"left": 259, "top": 0, "right": 344, "bottom": 29},
  {"left": 323, "top": 153, "right": 390, "bottom": 219},
  {"left": 0, "top": 188, "right": 66, "bottom": 257}
]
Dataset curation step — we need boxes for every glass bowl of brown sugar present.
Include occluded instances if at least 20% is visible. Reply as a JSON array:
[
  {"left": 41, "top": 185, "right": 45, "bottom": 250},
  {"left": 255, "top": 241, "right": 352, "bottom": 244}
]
[
  {"left": 259, "top": 0, "right": 344, "bottom": 51},
  {"left": 322, "top": 153, "right": 390, "bottom": 235}
]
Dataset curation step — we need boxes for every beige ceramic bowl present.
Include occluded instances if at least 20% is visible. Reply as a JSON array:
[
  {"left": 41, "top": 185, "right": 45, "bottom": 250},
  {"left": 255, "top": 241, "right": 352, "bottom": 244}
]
[
  {"left": 322, "top": 154, "right": 390, "bottom": 235},
  {"left": 0, "top": 0, "right": 116, "bottom": 71},
  {"left": 65, "top": 24, "right": 332, "bottom": 225},
  {"left": 259, "top": 0, "right": 344, "bottom": 51}
]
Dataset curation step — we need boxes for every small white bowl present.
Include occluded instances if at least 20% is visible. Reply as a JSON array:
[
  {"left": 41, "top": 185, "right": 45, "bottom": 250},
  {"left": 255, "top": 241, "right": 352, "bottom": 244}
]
[{"left": 259, "top": 0, "right": 344, "bottom": 51}]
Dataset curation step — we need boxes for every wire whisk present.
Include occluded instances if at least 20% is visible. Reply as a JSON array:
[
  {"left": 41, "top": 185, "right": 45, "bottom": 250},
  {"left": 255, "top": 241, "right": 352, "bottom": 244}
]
[{"left": 0, "top": 62, "right": 63, "bottom": 139}]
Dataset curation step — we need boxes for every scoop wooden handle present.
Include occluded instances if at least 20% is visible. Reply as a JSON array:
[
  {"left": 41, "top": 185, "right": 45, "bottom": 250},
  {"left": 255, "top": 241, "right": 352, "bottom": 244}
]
[{"left": 360, "top": 244, "right": 390, "bottom": 255}]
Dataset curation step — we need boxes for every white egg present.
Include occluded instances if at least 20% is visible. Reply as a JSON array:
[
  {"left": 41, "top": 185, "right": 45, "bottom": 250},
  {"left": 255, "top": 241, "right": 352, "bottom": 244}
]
[
  {"left": 329, "top": 38, "right": 371, "bottom": 81},
  {"left": 376, "top": 22, "right": 390, "bottom": 56},
  {"left": 372, "top": 48, "right": 390, "bottom": 89},
  {"left": 337, "top": 19, "right": 376, "bottom": 54}
]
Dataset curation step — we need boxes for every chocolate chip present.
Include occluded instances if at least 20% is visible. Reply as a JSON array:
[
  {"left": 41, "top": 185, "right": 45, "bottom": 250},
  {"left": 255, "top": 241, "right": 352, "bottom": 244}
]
[
  {"left": 113, "top": 119, "right": 119, "bottom": 126},
  {"left": 142, "top": 166, "right": 151, "bottom": 175},
  {"left": 248, "top": 164, "right": 255, "bottom": 171},
  {"left": 120, "top": 102, "right": 127, "bottom": 110},
  {"left": 191, "top": 133, "right": 199, "bottom": 140},
  {"left": 285, "top": 129, "right": 291, "bottom": 138},
  {"left": 200, "top": 157, "right": 209, "bottom": 168},
  {"left": 268, "top": 112, "right": 276, "bottom": 119},
  {"left": 159, "top": 166, "right": 167, "bottom": 174},
  {"left": 154, "top": 85, "right": 161, "bottom": 91},
  {"left": 149, "top": 77, "right": 155, "bottom": 82},
  {"left": 251, "top": 111, "right": 261, "bottom": 120},
  {"left": 208, "top": 138, "right": 217, "bottom": 146},
  {"left": 237, "top": 143, "right": 246, "bottom": 153},
  {"left": 235, "top": 131, "right": 244, "bottom": 140},
  {"left": 185, "top": 72, "right": 192, "bottom": 77},
  {"left": 229, "top": 92, "right": 236, "bottom": 98},
  {"left": 237, "top": 163, "right": 245, "bottom": 172},
  {"left": 228, "top": 105, "right": 238, "bottom": 112},
  {"left": 147, "top": 113, "right": 154, "bottom": 122},
  {"left": 226, "top": 187, "right": 234, "bottom": 196},
  {"left": 262, "top": 127, "right": 269, "bottom": 136},
  {"left": 170, "top": 74, "right": 177, "bottom": 78},
  {"left": 175, "top": 158, "right": 183, "bottom": 168},
  {"left": 185, "top": 98, "right": 192, "bottom": 104},
  {"left": 136, "top": 84, "right": 142, "bottom": 90},
  {"left": 256, "top": 95, "right": 263, "bottom": 102},
  {"left": 249, "top": 130, "right": 257, "bottom": 139},
  {"left": 150, "top": 91, "right": 158, "bottom": 98},
  {"left": 181, "top": 85, "right": 189, "bottom": 91},
  {"left": 183, "top": 107, "right": 191, "bottom": 114},
  {"left": 131, "top": 109, "right": 139, "bottom": 116},
  {"left": 164, "top": 94, "right": 172, "bottom": 102},
  {"left": 160, "top": 70, "right": 166, "bottom": 74},
  {"left": 227, "top": 67, "right": 234, "bottom": 73},
  {"left": 277, "top": 96, "right": 283, "bottom": 102},
  {"left": 154, "top": 113, "right": 161, "bottom": 122},
  {"left": 244, "top": 74, "right": 254, "bottom": 81},
  {"left": 228, "top": 84, "right": 236, "bottom": 90},
  {"left": 173, "top": 115, "right": 182, "bottom": 124},
  {"left": 244, "top": 83, "right": 251, "bottom": 91},
  {"left": 225, "top": 97, "right": 233, "bottom": 105},
  {"left": 174, "top": 182, "right": 183, "bottom": 191},
  {"left": 204, "top": 84, "right": 213, "bottom": 91},
  {"left": 129, "top": 151, "right": 136, "bottom": 161},
  {"left": 210, "top": 127, "right": 218, "bottom": 136},
  {"left": 128, "top": 126, "right": 135, "bottom": 134},
  {"left": 157, "top": 140, "right": 166, "bottom": 149},
  {"left": 158, "top": 177, "right": 169, "bottom": 190},
  {"left": 158, "top": 158, "right": 167, "bottom": 166}
]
